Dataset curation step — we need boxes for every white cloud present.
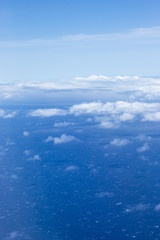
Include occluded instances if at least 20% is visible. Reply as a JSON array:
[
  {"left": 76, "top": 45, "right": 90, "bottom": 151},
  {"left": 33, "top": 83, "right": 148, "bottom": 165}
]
[
  {"left": 96, "top": 192, "right": 114, "bottom": 198},
  {"left": 3, "top": 111, "right": 17, "bottom": 119},
  {"left": 155, "top": 204, "right": 160, "bottom": 212},
  {"left": 0, "top": 109, "right": 17, "bottom": 119},
  {"left": 23, "top": 131, "right": 29, "bottom": 136},
  {"left": 6, "top": 231, "right": 23, "bottom": 240},
  {"left": 119, "top": 113, "right": 135, "bottom": 121},
  {"left": 0, "top": 109, "right": 5, "bottom": 117},
  {"left": 69, "top": 101, "right": 160, "bottom": 116},
  {"left": 125, "top": 203, "right": 150, "bottom": 213},
  {"left": 75, "top": 75, "right": 111, "bottom": 81},
  {"left": 29, "top": 108, "right": 67, "bottom": 117},
  {"left": 136, "top": 143, "right": 149, "bottom": 152},
  {"left": 54, "top": 121, "right": 72, "bottom": 127},
  {"left": 99, "top": 121, "right": 115, "bottom": 129},
  {"left": 65, "top": 165, "right": 79, "bottom": 171},
  {"left": 110, "top": 138, "right": 130, "bottom": 147},
  {"left": 136, "top": 134, "right": 151, "bottom": 141},
  {"left": 24, "top": 150, "right": 31, "bottom": 156},
  {"left": 0, "top": 26, "right": 159, "bottom": 48},
  {"left": 142, "top": 112, "right": 160, "bottom": 122},
  {"left": 28, "top": 154, "right": 41, "bottom": 161},
  {"left": 3, "top": 93, "right": 12, "bottom": 99},
  {"left": 44, "top": 136, "right": 54, "bottom": 143},
  {"left": 54, "top": 134, "right": 76, "bottom": 144}
]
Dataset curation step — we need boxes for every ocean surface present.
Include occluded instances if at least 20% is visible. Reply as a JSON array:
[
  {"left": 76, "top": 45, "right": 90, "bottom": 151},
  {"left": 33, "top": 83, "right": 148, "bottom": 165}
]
[{"left": 0, "top": 89, "right": 160, "bottom": 240}]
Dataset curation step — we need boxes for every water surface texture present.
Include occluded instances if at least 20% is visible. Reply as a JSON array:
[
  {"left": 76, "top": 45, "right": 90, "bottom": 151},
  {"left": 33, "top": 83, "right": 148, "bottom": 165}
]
[{"left": 0, "top": 82, "right": 160, "bottom": 240}]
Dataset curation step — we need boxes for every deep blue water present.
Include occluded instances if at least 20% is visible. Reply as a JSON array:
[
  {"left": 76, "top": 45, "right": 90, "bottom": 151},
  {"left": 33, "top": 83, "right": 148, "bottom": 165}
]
[{"left": 0, "top": 99, "right": 160, "bottom": 240}]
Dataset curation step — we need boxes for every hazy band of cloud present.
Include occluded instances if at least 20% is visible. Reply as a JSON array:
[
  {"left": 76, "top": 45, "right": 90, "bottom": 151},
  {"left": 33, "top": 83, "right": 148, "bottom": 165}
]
[{"left": 0, "top": 26, "right": 160, "bottom": 48}]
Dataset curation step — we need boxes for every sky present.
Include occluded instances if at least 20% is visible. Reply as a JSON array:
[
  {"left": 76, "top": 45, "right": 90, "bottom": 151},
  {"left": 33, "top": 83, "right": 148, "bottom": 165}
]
[{"left": 0, "top": 0, "right": 160, "bottom": 81}]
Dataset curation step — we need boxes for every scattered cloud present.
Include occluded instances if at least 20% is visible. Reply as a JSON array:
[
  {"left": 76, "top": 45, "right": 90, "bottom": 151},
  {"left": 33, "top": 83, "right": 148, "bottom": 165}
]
[
  {"left": 136, "top": 143, "right": 149, "bottom": 152},
  {"left": 136, "top": 134, "right": 151, "bottom": 141},
  {"left": 23, "top": 131, "right": 29, "bottom": 136},
  {"left": 110, "top": 138, "right": 130, "bottom": 147},
  {"left": 53, "top": 134, "right": 77, "bottom": 144},
  {"left": 29, "top": 108, "right": 67, "bottom": 117},
  {"left": 24, "top": 150, "right": 31, "bottom": 156},
  {"left": 3, "top": 93, "right": 12, "bottom": 99},
  {"left": 5, "top": 231, "right": 23, "bottom": 240},
  {"left": 44, "top": 136, "right": 54, "bottom": 143},
  {"left": 28, "top": 154, "right": 41, "bottom": 161},
  {"left": 99, "top": 121, "right": 115, "bottom": 129},
  {"left": 155, "top": 204, "right": 160, "bottom": 212},
  {"left": 142, "top": 112, "right": 160, "bottom": 122},
  {"left": 75, "top": 75, "right": 111, "bottom": 81},
  {"left": 1, "top": 75, "right": 160, "bottom": 103},
  {"left": 96, "top": 191, "right": 114, "bottom": 198},
  {"left": 54, "top": 121, "right": 72, "bottom": 127},
  {"left": 125, "top": 203, "right": 150, "bottom": 213},
  {"left": 64, "top": 165, "right": 79, "bottom": 171},
  {"left": 119, "top": 113, "right": 135, "bottom": 121}
]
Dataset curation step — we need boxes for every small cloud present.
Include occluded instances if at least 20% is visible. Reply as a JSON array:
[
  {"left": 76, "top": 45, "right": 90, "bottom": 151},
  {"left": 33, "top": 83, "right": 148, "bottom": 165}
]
[
  {"left": 125, "top": 203, "right": 150, "bottom": 213},
  {"left": 29, "top": 108, "right": 67, "bottom": 117},
  {"left": 54, "top": 134, "right": 77, "bottom": 144},
  {"left": 3, "top": 111, "right": 16, "bottom": 119},
  {"left": 110, "top": 138, "right": 130, "bottom": 147},
  {"left": 119, "top": 113, "right": 135, "bottom": 121},
  {"left": 155, "top": 204, "right": 160, "bottom": 211},
  {"left": 53, "top": 121, "right": 72, "bottom": 127},
  {"left": 3, "top": 93, "right": 12, "bottom": 99},
  {"left": 5, "top": 231, "right": 23, "bottom": 240},
  {"left": 136, "top": 142, "right": 149, "bottom": 152},
  {"left": 23, "top": 131, "right": 29, "bottom": 136},
  {"left": 142, "top": 112, "right": 160, "bottom": 122},
  {"left": 44, "top": 136, "right": 54, "bottom": 142},
  {"left": 65, "top": 165, "right": 79, "bottom": 171},
  {"left": 28, "top": 154, "right": 41, "bottom": 161},
  {"left": 136, "top": 134, "right": 151, "bottom": 141},
  {"left": 99, "top": 121, "right": 114, "bottom": 129},
  {"left": 24, "top": 150, "right": 31, "bottom": 156},
  {"left": 75, "top": 75, "right": 111, "bottom": 81},
  {"left": 96, "top": 191, "right": 114, "bottom": 198},
  {"left": 10, "top": 174, "right": 18, "bottom": 180}
]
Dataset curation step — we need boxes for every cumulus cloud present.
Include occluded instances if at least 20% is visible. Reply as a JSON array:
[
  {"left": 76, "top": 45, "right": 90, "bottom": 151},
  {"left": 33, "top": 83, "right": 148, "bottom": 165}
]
[
  {"left": 5, "top": 231, "right": 23, "bottom": 240},
  {"left": 3, "top": 112, "right": 17, "bottom": 119},
  {"left": 3, "top": 93, "right": 12, "bottom": 99},
  {"left": 69, "top": 101, "right": 160, "bottom": 116},
  {"left": 119, "top": 113, "right": 135, "bottom": 121},
  {"left": 53, "top": 134, "right": 77, "bottom": 144},
  {"left": 23, "top": 131, "right": 29, "bottom": 136},
  {"left": 99, "top": 121, "right": 115, "bottom": 129},
  {"left": 0, "top": 110, "right": 17, "bottom": 119},
  {"left": 136, "top": 143, "right": 149, "bottom": 152},
  {"left": 75, "top": 75, "right": 111, "bottom": 81},
  {"left": 96, "top": 191, "right": 114, "bottom": 198},
  {"left": 64, "top": 165, "right": 79, "bottom": 171},
  {"left": 142, "top": 112, "right": 160, "bottom": 122},
  {"left": 29, "top": 108, "right": 67, "bottom": 117},
  {"left": 24, "top": 150, "right": 31, "bottom": 156},
  {"left": 155, "top": 204, "right": 160, "bottom": 212},
  {"left": 44, "top": 136, "right": 54, "bottom": 143},
  {"left": 28, "top": 154, "right": 41, "bottom": 161},
  {"left": 110, "top": 138, "right": 130, "bottom": 147},
  {"left": 125, "top": 203, "right": 150, "bottom": 213},
  {"left": 136, "top": 134, "right": 151, "bottom": 141}
]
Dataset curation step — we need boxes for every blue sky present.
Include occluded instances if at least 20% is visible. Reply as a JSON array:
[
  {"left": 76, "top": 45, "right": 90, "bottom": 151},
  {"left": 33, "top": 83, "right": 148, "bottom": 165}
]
[{"left": 0, "top": 0, "right": 160, "bottom": 81}]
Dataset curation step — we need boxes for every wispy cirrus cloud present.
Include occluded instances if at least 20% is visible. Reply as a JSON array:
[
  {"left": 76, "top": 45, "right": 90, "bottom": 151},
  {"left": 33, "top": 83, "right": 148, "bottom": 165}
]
[{"left": 0, "top": 26, "right": 160, "bottom": 48}]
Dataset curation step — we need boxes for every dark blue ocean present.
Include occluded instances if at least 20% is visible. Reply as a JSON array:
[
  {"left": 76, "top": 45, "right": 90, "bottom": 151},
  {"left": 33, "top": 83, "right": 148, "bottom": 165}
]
[{"left": 0, "top": 90, "right": 160, "bottom": 240}]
